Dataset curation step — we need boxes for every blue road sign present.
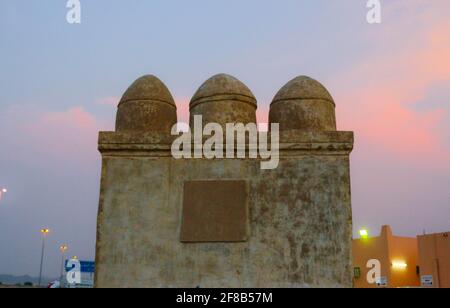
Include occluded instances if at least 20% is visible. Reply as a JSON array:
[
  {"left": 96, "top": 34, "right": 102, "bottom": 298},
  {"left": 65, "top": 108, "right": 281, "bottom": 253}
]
[{"left": 65, "top": 260, "right": 95, "bottom": 274}]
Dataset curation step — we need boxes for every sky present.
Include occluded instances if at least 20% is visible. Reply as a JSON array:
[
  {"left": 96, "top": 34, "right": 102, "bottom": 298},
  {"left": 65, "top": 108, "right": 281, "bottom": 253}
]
[{"left": 0, "top": 0, "right": 449, "bottom": 278}]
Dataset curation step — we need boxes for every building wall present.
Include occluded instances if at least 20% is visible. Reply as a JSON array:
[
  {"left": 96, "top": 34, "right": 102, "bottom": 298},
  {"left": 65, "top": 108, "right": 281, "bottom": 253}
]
[
  {"left": 388, "top": 232, "right": 420, "bottom": 288},
  {"left": 353, "top": 227, "right": 390, "bottom": 288},
  {"left": 418, "top": 232, "right": 450, "bottom": 288},
  {"left": 353, "top": 226, "right": 420, "bottom": 288},
  {"left": 95, "top": 131, "right": 354, "bottom": 288}
]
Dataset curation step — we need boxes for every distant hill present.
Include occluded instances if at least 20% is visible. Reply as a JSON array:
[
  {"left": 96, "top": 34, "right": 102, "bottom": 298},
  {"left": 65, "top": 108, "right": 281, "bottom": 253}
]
[{"left": 0, "top": 274, "right": 55, "bottom": 286}]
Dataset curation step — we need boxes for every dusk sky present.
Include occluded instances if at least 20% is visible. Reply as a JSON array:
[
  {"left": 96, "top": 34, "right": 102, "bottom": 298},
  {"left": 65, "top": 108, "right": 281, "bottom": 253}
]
[{"left": 0, "top": 0, "right": 449, "bottom": 278}]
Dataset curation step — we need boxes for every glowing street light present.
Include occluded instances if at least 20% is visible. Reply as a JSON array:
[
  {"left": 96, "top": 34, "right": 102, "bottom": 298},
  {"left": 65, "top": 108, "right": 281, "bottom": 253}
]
[
  {"left": 60, "top": 245, "right": 68, "bottom": 284},
  {"left": 359, "top": 229, "right": 369, "bottom": 239},
  {"left": 392, "top": 261, "right": 408, "bottom": 270},
  {"left": 38, "top": 228, "right": 50, "bottom": 286}
]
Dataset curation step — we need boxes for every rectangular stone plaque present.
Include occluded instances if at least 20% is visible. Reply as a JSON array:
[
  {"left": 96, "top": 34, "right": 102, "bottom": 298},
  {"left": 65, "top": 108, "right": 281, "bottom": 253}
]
[{"left": 180, "top": 180, "right": 248, "bottom": 243}]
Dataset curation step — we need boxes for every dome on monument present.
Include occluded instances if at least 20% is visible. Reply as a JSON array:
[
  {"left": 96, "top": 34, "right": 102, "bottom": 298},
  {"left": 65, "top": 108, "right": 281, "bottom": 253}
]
[
  {"left": 269, "top": 76, "right": 337, "bottom": 131},
  {"left": 272, "top": 76, "right": 334, "bottom": 104},
  {"left": 189, "top": 74, "right": 257, "bottom": 128},
  {"left": 115, "top": 75, "right": 177, "bottom": 133}
]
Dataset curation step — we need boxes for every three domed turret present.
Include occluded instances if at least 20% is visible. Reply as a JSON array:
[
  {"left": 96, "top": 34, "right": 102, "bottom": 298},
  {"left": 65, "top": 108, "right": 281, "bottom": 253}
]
[{"left": 114, "top": 74, "right": 337, "bottom": 136}]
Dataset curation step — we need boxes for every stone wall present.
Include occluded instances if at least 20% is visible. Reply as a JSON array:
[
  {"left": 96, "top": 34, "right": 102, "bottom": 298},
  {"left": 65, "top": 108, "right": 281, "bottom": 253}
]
[{"left": 94, "top": 74, "right": 354, "bottom": 288}]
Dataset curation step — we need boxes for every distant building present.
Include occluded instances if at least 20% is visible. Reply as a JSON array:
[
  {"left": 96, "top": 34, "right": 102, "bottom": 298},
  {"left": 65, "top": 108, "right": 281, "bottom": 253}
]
[
  {"left": 353, "top": 225, "right": 450, "bottom": 288},
  {"left": 353, "top": 225, "right": 420, "bottom": 288},
  {"left": 418, "top": 231, "right": 450, "bottom": 288}
]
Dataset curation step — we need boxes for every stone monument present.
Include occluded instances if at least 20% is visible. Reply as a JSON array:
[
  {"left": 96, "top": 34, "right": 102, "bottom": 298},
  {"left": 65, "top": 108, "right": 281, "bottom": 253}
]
[{"left": 95, "top": 74, "right": 354, "bottom": 287}]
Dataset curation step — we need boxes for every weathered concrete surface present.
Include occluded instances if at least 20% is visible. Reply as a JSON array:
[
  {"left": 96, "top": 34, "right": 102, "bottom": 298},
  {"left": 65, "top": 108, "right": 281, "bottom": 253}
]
[
  {"left": 95, "top": 75, "right": 354, "bottom": 288},
  {"left": 95, "top": 134, "right": 353, "bottom": 288}
]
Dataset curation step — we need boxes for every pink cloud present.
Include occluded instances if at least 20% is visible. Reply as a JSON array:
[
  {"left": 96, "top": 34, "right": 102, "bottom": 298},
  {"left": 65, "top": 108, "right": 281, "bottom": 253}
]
[
  {"left": 256, "top": 105, "right": 269, "bottom": 132},
  {"left": 334, "top": 8, "right": 450, "bottom": 168},
  {"left": 1, "top": 106, "right": 110, "bottom": 166},
  {"left": 175, "top": 97, "right": 190, "bottom": 124},
  {"left": 36, "top": 107, "right": 98, "bottom": 131},
  {"left": 331, "top": 1, "right": 450, "bottom": 236},
  {"left": 96, "top": 96, "right": 120, "bottom": 107}
]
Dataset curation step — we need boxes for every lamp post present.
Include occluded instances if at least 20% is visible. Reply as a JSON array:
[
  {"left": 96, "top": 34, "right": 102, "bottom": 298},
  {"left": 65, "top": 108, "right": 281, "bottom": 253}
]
[
  {"left": 60, "top": 245, "right": 68, "bottom": 285},
  {"left": 38, "top": 228, "right": 50, "bottom": 287}
]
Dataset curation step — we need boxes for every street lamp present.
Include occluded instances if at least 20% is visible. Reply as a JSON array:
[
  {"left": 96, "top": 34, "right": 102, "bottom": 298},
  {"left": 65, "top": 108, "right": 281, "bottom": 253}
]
[
  {"left": 38, "top": 228, "right": 50, "bottom": 287},
  {"left": 60, "top": 245, "right": 68, "bottom": 285},
  {"left": 359, "top": 229, "right": 369, "bottom": 239}
]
